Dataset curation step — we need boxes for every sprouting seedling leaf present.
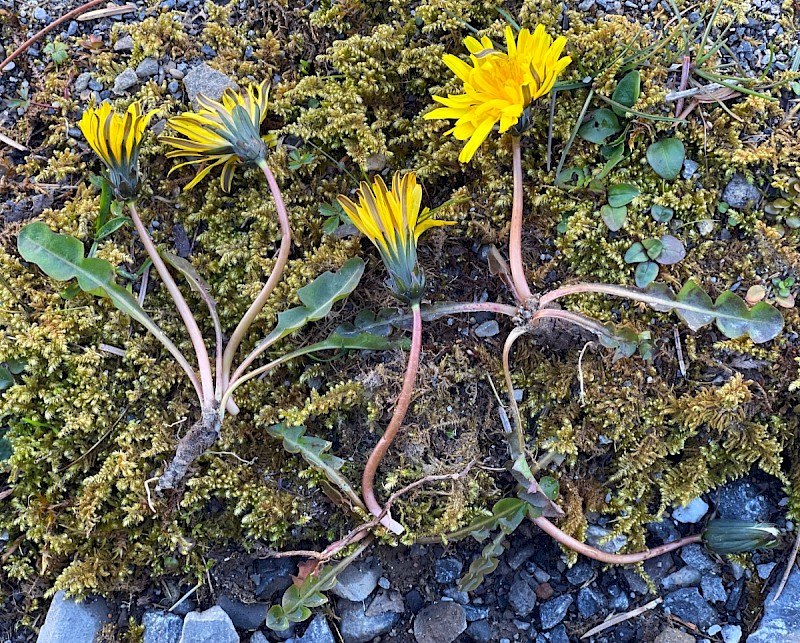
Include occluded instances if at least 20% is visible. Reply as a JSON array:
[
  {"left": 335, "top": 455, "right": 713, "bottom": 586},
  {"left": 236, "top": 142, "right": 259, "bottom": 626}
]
[
  {"left": 624, "top": 242, "right": 648, "bottom": 264},
  {"left": 601, "top": 205, "right": 627, "bottom": 231},
  {"left": 655, "top": 235, "right": 685, "bottom": 265},
  {"left": 642, "top": 238, "right": 663, "bottom": 260},
  {"left": 95, "top": 217, "right": 131, "bottom": 240},
  {"left": 267, "top": 424, "right": 364, "bottom": 512},
  {"left": 635, "top": 261, "right": 659, "bottom": 288},
  {"left": 645, "top": 280, "right": 784, "bottom": 343},
  {"left": 270, "top": 258, "right": 365, "bottom": 340},
  {"left": 611, "top": 70, "right": 641, "bottom": 116},
  {"left": 578, "top": 109, "right": 622, "bottom": 144},
  {"left": 650, "top": 204, "right": 674, "bottom": 223},
  {"left": 608, "top": 183, "right": 639, "bottom": 208},
  {"left": 646, "top": 138, "right": 685, "bottom": 180}
]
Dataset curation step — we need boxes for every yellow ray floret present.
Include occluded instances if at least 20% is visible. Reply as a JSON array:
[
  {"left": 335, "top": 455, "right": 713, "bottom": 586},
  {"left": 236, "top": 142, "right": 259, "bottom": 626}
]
[
  {"left": 425, "top": 25, "right": 572, "bottom": 163},
  {"left": 161, "top": 80, "right": 272, "bottom": 192},
  {"left": 337, "top": 172, "right": 454, "bottom": 303},
  {"left": 79, "top": 101, "right": 154, "bottom": 200}
]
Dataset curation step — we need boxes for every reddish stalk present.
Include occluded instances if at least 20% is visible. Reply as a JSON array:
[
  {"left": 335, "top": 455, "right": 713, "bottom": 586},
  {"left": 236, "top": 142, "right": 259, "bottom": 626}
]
[
  {"left": 361, "top": 303, "right": 423, "bottom": 535},
  {"left": 0, "top": 0, "right": 107, "bottom": 73},
  {"left": 509, "top": 136, "right": 533, "bottom": 304},
  {"left": 533, "top": 515, "right": 702, "bottom": 564},
  {"left": 129, "top": 203, "right": 215, "bottom": 403},
  {"left": 222, "top": 159, "right": 292, "bottom": 412}
]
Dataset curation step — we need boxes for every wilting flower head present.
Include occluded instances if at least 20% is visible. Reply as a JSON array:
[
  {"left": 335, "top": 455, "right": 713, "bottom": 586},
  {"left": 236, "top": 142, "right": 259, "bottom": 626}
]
[
  {"left": 79, "top": 101, "right": 154, "bottom": 201},
  {"left": 337, "top": 172, "right": 454, "bottom": 304},
  {"left": 161, "top": 80, "right": 271, "bottom": 192},
  {"left": 425, "top": 25, "right": 571, "bottom": 162},
  {"left": 702, "top": 520, "right": 780, "bottom": 555}
]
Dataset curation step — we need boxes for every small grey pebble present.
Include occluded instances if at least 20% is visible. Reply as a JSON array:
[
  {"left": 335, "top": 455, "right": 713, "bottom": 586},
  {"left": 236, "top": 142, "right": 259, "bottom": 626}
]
[
  {"left": 474, "top": 320, "right": 499, "bottom": 338},
  {"left": 33, "top": 7, "right": 50, "bottom": 22},
  {"left": 168, "top": 80, "right": 180, "bottom": 94}
]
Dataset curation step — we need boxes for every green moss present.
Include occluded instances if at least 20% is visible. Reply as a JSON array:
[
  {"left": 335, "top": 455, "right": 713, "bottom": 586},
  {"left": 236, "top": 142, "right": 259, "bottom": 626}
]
[{"left": 3, "top": 0, "right": 799, "bottom": 623}]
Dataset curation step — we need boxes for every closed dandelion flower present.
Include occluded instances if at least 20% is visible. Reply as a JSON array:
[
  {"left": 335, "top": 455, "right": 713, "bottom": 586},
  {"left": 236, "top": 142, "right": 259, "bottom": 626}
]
[
  {"left": 161, "top": 80, "right": 272, "bottom": 192},
  {"left": 79, "top": 101, "right": 154, "bottom": 201},
  {"left": 425, "top": 25, "right": 572, "bottom": 162},
  {"left": 337, "top": 172, "right": 454, "bottom": 304}
]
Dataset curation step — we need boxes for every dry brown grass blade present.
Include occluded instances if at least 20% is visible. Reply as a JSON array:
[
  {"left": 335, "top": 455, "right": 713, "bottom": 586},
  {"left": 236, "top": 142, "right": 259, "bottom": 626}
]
[
  {"left": 77, "top": 3, "right": 136, "bottom": 21},
  {"left": 581, "top": 597, "right": 662, "bottom": 639}
]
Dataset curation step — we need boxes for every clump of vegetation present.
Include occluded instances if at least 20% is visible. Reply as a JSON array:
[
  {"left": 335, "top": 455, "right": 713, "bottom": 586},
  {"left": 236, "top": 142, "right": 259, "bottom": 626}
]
[{"left": 2, "top": 0, "right": 800, "bottom": 636}]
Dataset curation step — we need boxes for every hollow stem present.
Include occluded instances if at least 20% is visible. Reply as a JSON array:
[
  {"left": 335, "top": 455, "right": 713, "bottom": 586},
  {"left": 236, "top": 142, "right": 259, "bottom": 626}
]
[
  {"left": 361, "top": 302, "right": 423, "bottom": 535},
  {"left": 510, "top": 136, "right": 533, "bottom": 304},
  {"left": 129, "top": 202, "right": 214, "bottom": 403},
  {"left": 541, "top": 282, "right": 661, "bottom": 308},
  {"left": 533, "top": 515, "right": 702, "bottom": 564},
  {"left": 221, "top": 158, "right": 292, "bottom": 411}
]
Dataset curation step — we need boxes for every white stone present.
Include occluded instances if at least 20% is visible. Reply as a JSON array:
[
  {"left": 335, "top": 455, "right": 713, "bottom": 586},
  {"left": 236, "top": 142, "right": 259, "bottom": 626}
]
[{"left": 672, "top": 497, "right": 709, "bottom": 523}]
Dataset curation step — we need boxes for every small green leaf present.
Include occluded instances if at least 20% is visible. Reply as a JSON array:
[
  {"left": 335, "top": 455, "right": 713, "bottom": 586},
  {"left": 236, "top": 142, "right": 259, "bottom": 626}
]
[
  {"left": 642, "top": 238, "right": 663, "bottom": 260},
  {"left": 650, "top": 204, "right": 674, "bottom": 223},
  {"left": 578, "top": 109, "right": 621, "bottom": 144},
  {"left": 95, "top": 217, "right": 131, "bottom": 240},
  {"left": 608, "top": 183, "right": 639, "bottom": 207},
  {"left": 635, "top": 261, "right": 659, "bottom": 288},
  {"left": 5, "top": 359, "right": 25, "bottom": 375},
  {"left": 655, "top": 235, "right": 685, "bottom": 265},
  {"left": 600, "top": 204, "right": 627, "bottom": 231},
  {"left": 0, "top": 366, "right": 13, "bottom": 391},
  {"left": 322, "top": 216, "right": 340, "bottom": 236},
  {"left": 539, "top": 476, "right": 559, "bottom": 501},
  {"left": 0, "top": 432, "right": 11, "bottom": 462},
  {"left": 624, "top": 242, "right": 648, "bottom": 264},
  {"left": 555, "top": 167, "right": 587, "bottom": 191},
  {"left": 271, "top": 258, "right": 365, "bottom": 339},
  {"left": 265, "top": 606, "right": 289, "bottom": 631},
  {"left": 611, "top": 70, "right": 641, "bottom": 116},
  {"left": 646, "top": 138, "right": 685, "bottom": 180},
  {"left": 462, "top": 498, "right": 528, "bottom": 542}
]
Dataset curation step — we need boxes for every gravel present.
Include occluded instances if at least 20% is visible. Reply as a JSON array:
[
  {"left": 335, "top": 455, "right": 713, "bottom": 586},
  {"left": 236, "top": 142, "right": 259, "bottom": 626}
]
[
  {"left": 413, "top": 601, "right": 466, "bottom": 643},
  {"left": 37, "top": 591, "right": 112, "bottom": 643}
]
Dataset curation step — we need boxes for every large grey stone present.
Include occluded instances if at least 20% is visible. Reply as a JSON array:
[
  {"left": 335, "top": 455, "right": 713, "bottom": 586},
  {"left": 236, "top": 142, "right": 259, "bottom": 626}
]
[
  {"left": 330, "top": 558, "right": 381, "bottom": 601},
  {"left": 179, "top": 606, "right": 238, "bottom": 643},
  {"left": 338, "top": 593, "right": 402, "bottom": 643},
  {"left": 135, "top": 57, "right": 160, "bottom": 78},
  {"left": 663, "top": 588, "right": 718, "bottom": 630},
  {"left": 661, "top": 566, "right": 702, "bottom": 590},
  {"left": 723, "top": 174, "right": 761, "bottom": 210},
  {"left": 37, "top": 591, "right": 111, "bottom": 643},
  {"left": 672, "top": 497, "right": 709, "bottom": 523},
  {"left": 143, "top": 610, "right": 183, "bottom": 643},
  {"left": 586, "top": 525, "right": 627, "bottom": 553},
  {"left": 508, "top": 579, "right": 537, "bottom": 617},
  {"left": 183, "top": 64, "right": 238, "bottom": 106},
  {"left": 716, "top": 478, "right": 774, "bottom": 522},
  {"left": 295, "top": 613, "right": 335, "bottom": 643},
  {"left": 113, "top": 68, "right": 139, "bottom": 95},
  {"left": 538, "top": 594, "right": 573, "bottom": 630},
  {"left": 217, "top": 595, "right": 268, "bottom": 630},
  {"left": 748, "top": 568, "right": 800, "bottom": 642},
  {"left": 413, "top": 602, "right": 466, "bottom": 643}
]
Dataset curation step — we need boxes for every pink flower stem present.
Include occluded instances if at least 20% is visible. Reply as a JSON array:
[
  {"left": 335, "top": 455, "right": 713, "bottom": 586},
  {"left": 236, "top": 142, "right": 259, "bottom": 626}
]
[
  {"left": 540, "top": 282, "right": 659, "bottom": 308},
  {"left": 533, "top": 515, "right": 702, "bottom": 564},
  {"left": 361, "top": 302, "right": 423, "bottom": 535},
  {"left": 221, "top": 159, "right": 292, "bottom": 412},
  {"left": 129, "top": 202, "right": 215, "bottom": 405},
  {"left": 510, "top": 136, "right": 533, "bottom": 304}
]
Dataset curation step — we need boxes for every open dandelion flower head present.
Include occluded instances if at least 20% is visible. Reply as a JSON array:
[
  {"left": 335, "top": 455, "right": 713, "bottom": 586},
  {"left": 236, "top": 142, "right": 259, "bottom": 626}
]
[
  {"left": 79, "top": 101, "right": 154, "bottom": 201},
  {"left": 425, "top": 25, "right": 572, "bottom": 162},
  {"left": 337, "top": 172, "right": 454, "bottom": 303},
  {"left": 161, "top": 80, "right": 271, "bottom": 192}
]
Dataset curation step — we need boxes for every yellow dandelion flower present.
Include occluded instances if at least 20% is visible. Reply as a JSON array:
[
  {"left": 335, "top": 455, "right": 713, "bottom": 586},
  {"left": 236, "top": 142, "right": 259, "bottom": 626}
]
[
  {"left": 425, "top": 25, "right": 572, "bottom": 162},
  {"left": 79, "top": 101, "right": 154, "bottom": 201},
  {"left": 337, "top": 172, "right": 454, "bottom": 303},
  {"left": 161, "top": 80, "right": 272, "bottom": 192}
]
